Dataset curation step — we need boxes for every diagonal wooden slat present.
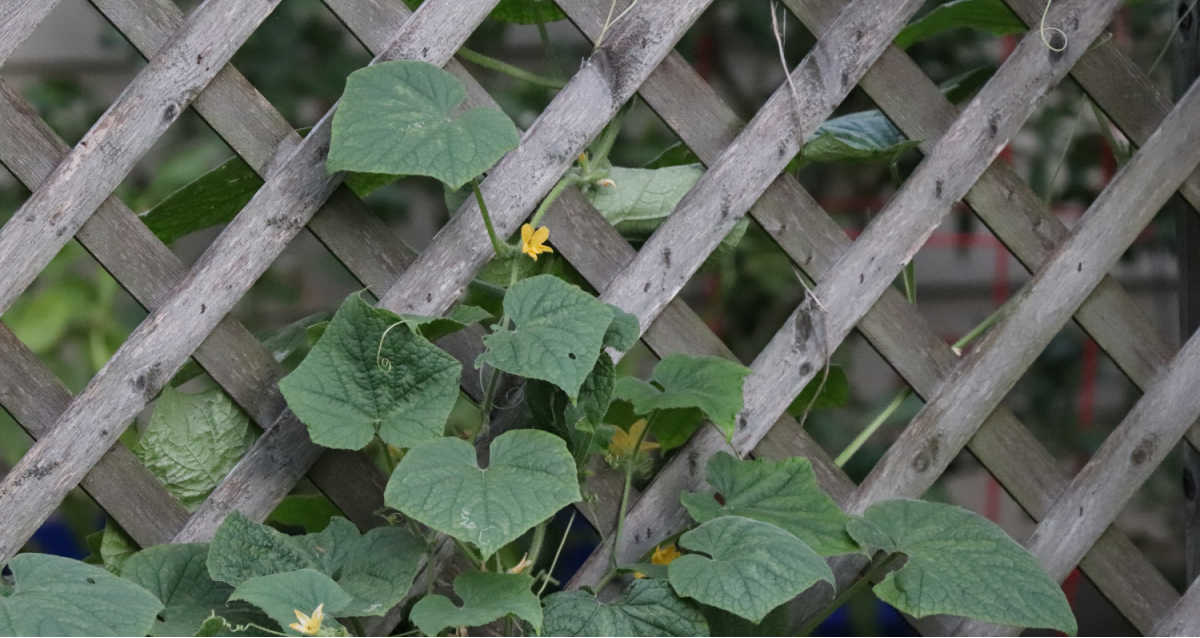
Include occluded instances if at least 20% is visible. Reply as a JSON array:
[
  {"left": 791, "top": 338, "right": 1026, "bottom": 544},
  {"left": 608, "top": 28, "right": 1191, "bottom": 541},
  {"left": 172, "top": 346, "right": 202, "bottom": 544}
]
[
  {"left": 569, "top": 0, "right": 1118, "bottom": 587},
  {"left": 0, "top": 0, "right": 63, "bottom": 66},
  {"left": 949, "top": 83, "right": 1200, "bottom": 637},
  {"left": 0, "top": 0, "right": 498, "bottom": 561},
  {"left": 0, "top": 0, "right": 283, "bottom": 318},
  {"left": 0, "top": 77, "right": 388, "bottom": 536},
  {"left": 1155, "top": 576, "right": 1200, "bottom": 635}
]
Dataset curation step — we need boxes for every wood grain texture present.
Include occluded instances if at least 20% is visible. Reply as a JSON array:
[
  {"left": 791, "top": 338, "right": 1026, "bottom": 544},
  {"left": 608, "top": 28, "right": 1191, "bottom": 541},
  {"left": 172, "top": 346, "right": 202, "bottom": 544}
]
[
  {"left": 375, "top": 0, "right": 712, "bottom": 317},
  {"left": 1155, "top": 573, "right": 1200, "bottom": 635},
  {"left": 0, "top": 0, "right": 497, "bottom": 562},
  {"left": 0, "top": 0, "right": 282, "bottom": 318},
  {"left": 0, "top": 0, "right": 62, "bottom": 65},
  {"left": 0, "top": 75, "right": 388, "bottom": 539}
]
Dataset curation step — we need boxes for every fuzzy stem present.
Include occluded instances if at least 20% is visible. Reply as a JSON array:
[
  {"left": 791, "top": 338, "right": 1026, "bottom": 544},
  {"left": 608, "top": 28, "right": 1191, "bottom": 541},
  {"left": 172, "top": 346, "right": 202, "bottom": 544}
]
[
  {"left": 537, "top": 511, "right": 576, "bottom": 596},
  {"left": 473, "top": 178, "right": 507, "bottom": 258},
  {"left": 835, "top": 388, "right": 911, "bottom": 467},
  {"left": 458, "top": 47, "right": 565, "bottom": 90}
]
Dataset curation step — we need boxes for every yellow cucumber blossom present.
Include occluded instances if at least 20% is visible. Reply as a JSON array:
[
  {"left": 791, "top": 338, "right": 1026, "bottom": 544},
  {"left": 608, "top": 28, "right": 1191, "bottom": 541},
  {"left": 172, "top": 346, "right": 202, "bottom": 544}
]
[
  {"left": 289, "top": 603, "right": 324, "bottom": 635},
  {"left": 635, "top": 543, "right": 682, "bottom": 578},
  {"left": 607, "top": 418, "right": 660, "bottom": 461},
  {"left": 520, "top": 223, "right": 553, "bottom": 261}
]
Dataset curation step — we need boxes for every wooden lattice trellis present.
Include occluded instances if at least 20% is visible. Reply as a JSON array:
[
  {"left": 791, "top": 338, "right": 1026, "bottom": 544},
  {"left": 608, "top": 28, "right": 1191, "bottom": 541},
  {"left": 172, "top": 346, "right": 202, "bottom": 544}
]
[{"left": 1, "top": 0, "right": 1199, "bottom": 634}]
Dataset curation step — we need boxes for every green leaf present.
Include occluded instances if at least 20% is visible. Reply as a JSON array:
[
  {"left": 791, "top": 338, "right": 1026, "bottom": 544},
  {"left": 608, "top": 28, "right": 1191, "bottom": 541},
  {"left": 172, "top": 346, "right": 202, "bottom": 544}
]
[
  {"left": 267, "top": 494, "right": 341, "bottom": 533},
  {"left": 477, "top": 275, "right": 613, "bottom": 401},
  {"left": 99, "top": 521, "right": 137, "bottom": 574},
  {"left": 584, "top": 165, "right": 747, "bottom": 253},
  {"left": 603, "top": 305, "right": 640, "bottom": 352},
  {"left": 680, "top": 453, "right": 856, "bottom": 556},
  {"left": 786, "top": 365, "right": 850, "bottom": 416},
  {"left": 399, "top": 303, "right": 493, "bottom": 342},
  {"left": 327, "top": 61, "right": 520, "bottom": 189},
  {"left": 230, "top": 570, "right": 351, "bottom": 635},
  {"left": 846, "top": 499, "right": 1076, "bottom": 634},
  {"left": 801, "top": 111, "right": 920, "bottom": 165},
  {"left": 566, "top": 352, "right": 615, "bottom": 430},
  {"left": 0, "top": 553, "right": 162, "bottom": 636},
  {"left": 490, "top": 0, "right": 566, "bottom": 23},
  {"left": 668, "top": 516, "right": 833, "bottom": 623},
  {"left": 384, "top": 430, "right": 580, "bottom": 557},
  {"left": 409, "top": 572, "right": 541, "bottom": 636},
  {"left": 140, "top": 157, "right": 261, "bottom": 245},
  {"left": 279, "top": 292, "right": 462, "bottom": 450},
  {"left": 3, "top": 284, "right": 76, "bottom": 353},
  {"left": 894, "top": 0, "right": 1026, "bottom": 49},
  {"left": 135, "top": 386, "right": 256, "bottom": 507},
  {"left": 208, "top": 513, "right": 425, "bottom": 617},
  {"left": 543, "top": 579, "right": 709, "bottom": 636},
  {"left": 613, "top": 354, "right": 751, "bottom": 440},
  {"left": 122, "top": 544, "right": 261, "bottom": 636},
  {"left": 646, "top": 407, "right": 704, "bottom": 452}
]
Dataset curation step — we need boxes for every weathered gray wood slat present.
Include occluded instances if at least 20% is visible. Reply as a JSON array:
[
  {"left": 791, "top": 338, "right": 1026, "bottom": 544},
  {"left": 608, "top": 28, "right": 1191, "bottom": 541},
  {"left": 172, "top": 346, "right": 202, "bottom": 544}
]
[
  {"left": 374, "top": 0, "right": 712, "bottom": 317},
  {"left": 1155, "top": 575, "right": 1200, "bottom": 635},
  {"left": 1004, "top": 0, "right": 1200, "bottom": 213},
  {"left": 0, "top": 325, "right": 189, "bottom": 547},
  {"left": 568, "top": 0, "right": 1113, "bottom": 585},
  {"left": 848, "top": 78, "right": 1200, "bottom": 515},
  {"left": 0, "top": 0, "right": 498, "bottom": 562},
  {"left": 0, "top": 76, "right": 388, "bottom": 537},
  {"left": 956, "top": 268, "right": 1200, "bottom": 633},
  {"left": 0, "top": 0, "right": 63, "bottom": 65},
  {"left": 0, "top": 0, "right": 283, "bottom": 319}
]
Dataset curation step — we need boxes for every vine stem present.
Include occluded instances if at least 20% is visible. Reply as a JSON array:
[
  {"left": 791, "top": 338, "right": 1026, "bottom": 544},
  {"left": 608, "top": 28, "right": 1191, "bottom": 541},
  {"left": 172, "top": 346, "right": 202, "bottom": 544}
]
[
  {"left": 473, "top": 178, "right": 507, "bottom": 258},
  {"left": 537, "top": 511, "right": 576, "bottom": 596},
  {"left": 458, "top": 47, "right": 565, "bottom": 90},
  {"left": 608, "top": 413, "right": 656, "bottom": 574},
  {"left": 834, "top": 388, "right": 911, "bottom": 468},
  {"left": 796, "top": 552, "right": 905, "bottom": 636},
  {"left": 951, "top": 302, "right": 1006, "bottom": 356}
]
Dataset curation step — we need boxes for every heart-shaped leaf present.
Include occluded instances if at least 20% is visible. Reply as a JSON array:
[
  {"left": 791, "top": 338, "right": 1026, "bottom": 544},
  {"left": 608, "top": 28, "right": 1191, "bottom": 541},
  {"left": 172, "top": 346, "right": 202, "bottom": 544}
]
[
  {"left": 477, "top": 275, "right": 613, "bottom": 401},
  {"left": 121, "top": 544, "right": 262, "bottom": 636},
  {"left": 208, "top": 514, "right": 425, "bottom": 617},
  {"left": 894, "top": 0, "right": 1025, "bottom": 49},
  {"left": 0, "top": 553, "right": 162, "bottom": 636},
  {"left": 409, "top": 572, "right": 541, "bottom": 636},
  {"left": 230, "top": 570, "right": 351, "bottom": 636},
  {"left": 668, "top": 516, "right": 833, "bottom": 623},
  {"left": 680, "top": 452, "right": 856, "bottom": 556},
  {"left": 135, "top": 386, "right": 256, "bottom": 507},
  {"left": 614, "top": 354, "right": 751, "bottom": 440},
  {"left": 543, "top": 579, "right": 709, "bottom": 636},
  {"left": 846, "top": 499, "right": 1076, "bottom": 634},
  {"left": 327, "top": 60, "right": 520, "bottom": 189},
  {"left": 279, "top": 292, "right": 462, "bottom": 451},
  {"left": 384, "top": 429, "right": 580, "bottom": 557}
]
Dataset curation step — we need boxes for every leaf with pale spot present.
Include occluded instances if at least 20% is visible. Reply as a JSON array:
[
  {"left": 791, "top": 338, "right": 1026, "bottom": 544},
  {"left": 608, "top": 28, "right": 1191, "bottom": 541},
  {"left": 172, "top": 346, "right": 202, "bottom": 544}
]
[
  {"left": 384, "top": 430, "right": 580, "bottom": 557},
  {"left": 543, "top": 579, "right": 709, "bottom": 636},
  {"left": 846, "top": 499, "right": 1076, "bottom": 634},
  {"left": 680, "top": 452, "right": 857, "bottom": 556},
  {"left": 328, "top": 61, "right": 519, "bottom": 189},
  {"left": 667, "top": 516, "right": 833, "bottom": 623},
  {"left": 409, "top": 572, "right": 541, "bottom": 636},
  {"left": 279, "top": 292, "right": 461, "bottom": 450}
]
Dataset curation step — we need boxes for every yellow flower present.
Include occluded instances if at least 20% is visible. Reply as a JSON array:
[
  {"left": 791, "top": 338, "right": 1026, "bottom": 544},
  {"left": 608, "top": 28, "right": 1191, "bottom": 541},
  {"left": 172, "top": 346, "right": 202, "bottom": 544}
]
[
  {"left": 520, "top": 223, "right": 554, "bottom": 261},
  {"left": 635, "top": 543, "right": 682, "bottom": 578},
  {"left": 289, "top": 603, "right": 324, "bottom": 635},
  {"left": 608, "top": 418, "right": 660, "bottom": 461}
]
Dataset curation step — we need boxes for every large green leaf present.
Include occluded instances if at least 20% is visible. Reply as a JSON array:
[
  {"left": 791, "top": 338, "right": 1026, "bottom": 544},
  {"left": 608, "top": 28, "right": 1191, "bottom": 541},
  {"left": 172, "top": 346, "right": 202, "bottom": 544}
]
[
  {"left": 603, "top": 304, "right": 640, "bottom": 352},
  {"left": 801, "top": 111, "right": 920, "bottom": 165},
  {"left": 543, "top": 579, "right": 709, "bottom": 636},
  {"left": 135, "top": 386, "right": 256, "bottom": 507},
  {"left": 409, "top": 572, "right": 541, "bottom": 636},
  {"left": 230, "top": 570, "right": 351, "bottom": 636},
  {"left": 279, "top": 292, "right": 461, "bottom": 450},
  {"left": 847, "top": 499, "right": 1076, "bottom": 634},
  {"left": 477, "top": 275, "right": 613, "bottom": 401},
  {"left": 894, "top": 0, "right": 1026, "bottom": 49},
  {"left": 384, "top": 429, "right": 580, "bottom": 557},
  {"left": 490, "top": 0, "right": 566, "bottom": 23},
  {"left": 327, "top": 61, "right": 520, "bottom": 189},
  {"left": 613, "top": 354, "right": 751, "bottom": 440},
  {"left": 122, "top": 544, "right": 261, "bottom": 636},
  {"left": 680, "top": 453, "right": 856, "bottom": 556},
  {"left": 584, "top": 165, "right": 747, "bottom": 253},
  {"left": 208, "top": 514, "right": 425, "bottom": 617},
  {"left": 0, "top": 553, "right": 162, "bottom": 636},
  {"left": 667, "top": 516, "right": 833, "bottom": 623}
]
